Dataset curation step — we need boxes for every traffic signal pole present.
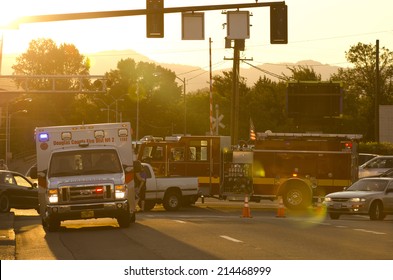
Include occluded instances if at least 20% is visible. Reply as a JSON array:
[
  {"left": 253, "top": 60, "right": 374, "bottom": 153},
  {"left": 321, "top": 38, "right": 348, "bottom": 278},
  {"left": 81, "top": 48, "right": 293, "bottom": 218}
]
[{"left": 10, "top": 2, "right": 286, "bottom": 27}]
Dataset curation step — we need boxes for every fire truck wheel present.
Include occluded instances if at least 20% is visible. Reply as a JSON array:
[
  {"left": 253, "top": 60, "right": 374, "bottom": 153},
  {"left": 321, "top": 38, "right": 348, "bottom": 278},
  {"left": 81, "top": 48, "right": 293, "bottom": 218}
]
[
  {"left": 163, "top": 191, "right": 181, "bottom": 211},
  {"left": 283, "top": 186, "right": 311, "bottom": 210}
]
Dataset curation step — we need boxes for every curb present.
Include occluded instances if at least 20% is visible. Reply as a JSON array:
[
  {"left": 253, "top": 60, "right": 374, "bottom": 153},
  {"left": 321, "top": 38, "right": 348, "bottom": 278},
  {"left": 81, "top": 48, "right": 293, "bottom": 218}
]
[{"left": 0, "top": 212, "right": 16, "bottom": 260}]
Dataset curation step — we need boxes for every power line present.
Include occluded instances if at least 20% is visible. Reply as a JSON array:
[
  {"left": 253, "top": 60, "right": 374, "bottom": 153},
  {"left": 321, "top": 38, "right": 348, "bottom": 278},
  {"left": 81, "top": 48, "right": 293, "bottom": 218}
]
[{"left": 241, "top": 60, "right": 286, "bottom": 80}]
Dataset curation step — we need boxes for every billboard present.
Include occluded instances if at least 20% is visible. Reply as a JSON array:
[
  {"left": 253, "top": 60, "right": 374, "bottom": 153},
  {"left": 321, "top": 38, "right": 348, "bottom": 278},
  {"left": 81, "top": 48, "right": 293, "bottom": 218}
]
[{"left": 286, "top": 81, "right": 343, "bottom": 118}]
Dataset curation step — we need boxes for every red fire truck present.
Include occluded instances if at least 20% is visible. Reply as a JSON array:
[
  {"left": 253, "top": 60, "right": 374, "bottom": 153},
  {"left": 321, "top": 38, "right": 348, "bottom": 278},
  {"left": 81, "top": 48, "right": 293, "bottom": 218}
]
[
  {"left": 137, "top": 135, "right": 231, "bottom": 197},
  {"left": 138, "top": 132, "right": 361, "bottom": 210}
]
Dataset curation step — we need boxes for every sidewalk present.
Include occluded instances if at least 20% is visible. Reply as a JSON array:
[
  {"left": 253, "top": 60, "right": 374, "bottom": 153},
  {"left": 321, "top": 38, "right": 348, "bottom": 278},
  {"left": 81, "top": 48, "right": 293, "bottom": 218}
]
[{"left": 0, "top": 212, "right": 16, "bottom": 260}]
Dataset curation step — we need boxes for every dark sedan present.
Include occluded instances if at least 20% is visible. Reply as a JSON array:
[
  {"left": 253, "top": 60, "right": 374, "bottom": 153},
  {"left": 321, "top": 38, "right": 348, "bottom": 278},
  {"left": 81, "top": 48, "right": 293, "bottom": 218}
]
[{"left": 0, "top": 170, "right": 39, "bottom": 213}]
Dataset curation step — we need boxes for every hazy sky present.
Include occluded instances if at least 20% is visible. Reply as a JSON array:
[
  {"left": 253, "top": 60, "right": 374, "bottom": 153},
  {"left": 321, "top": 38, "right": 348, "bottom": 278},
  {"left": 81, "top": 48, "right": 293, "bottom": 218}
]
[{"left": 1, "top": 0, "right": 393, "bottom": 73}]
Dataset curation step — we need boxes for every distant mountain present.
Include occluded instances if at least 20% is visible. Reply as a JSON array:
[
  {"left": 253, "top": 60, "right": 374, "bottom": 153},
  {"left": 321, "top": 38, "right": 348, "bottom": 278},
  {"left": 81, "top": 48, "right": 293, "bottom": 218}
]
[{"left": 1, "top": 50, "right": 340, "bottom": 92}]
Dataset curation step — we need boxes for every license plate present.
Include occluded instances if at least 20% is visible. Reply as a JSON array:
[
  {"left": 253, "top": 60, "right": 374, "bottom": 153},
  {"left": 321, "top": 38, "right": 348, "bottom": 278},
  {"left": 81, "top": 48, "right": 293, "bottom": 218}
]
[
  {"left": 81, "top": 210, "right": 94, "bottom": 218},
  {"left": 333, "top": 203, "right": 341, "bottom": 209}
]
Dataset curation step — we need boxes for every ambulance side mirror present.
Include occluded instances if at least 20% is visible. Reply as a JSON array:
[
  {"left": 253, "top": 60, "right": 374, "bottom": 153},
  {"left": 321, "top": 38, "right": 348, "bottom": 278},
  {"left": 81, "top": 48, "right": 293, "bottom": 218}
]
[
  {"left": 37, "top": 171, "right": 47, "bottom": 178},
  {"left": 124, "top": 165, "right": 133, "bottom": 173},
  {"left": 29, "top": 166, "right": 38, "bottom": 179}
]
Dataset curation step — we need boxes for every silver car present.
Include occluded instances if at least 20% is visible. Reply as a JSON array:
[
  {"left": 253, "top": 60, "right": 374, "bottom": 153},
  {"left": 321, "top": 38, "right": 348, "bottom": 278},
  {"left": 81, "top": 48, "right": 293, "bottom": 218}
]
[
  {"left": 324, "top": 178, "right": 393, "bottom": 220},
  {"left": 358, "top": 155, "right": 393, "bottom": 178}
]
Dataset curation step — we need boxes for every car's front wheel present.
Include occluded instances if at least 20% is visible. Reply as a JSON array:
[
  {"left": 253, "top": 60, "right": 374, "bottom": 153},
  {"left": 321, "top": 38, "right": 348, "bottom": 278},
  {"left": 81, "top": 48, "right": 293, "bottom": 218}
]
[
  {"left": 369, "top": 201, "right": 385, "bottom": 220},
  {"left": 329, "top": 213, "right": 340, "bottom": 220}
]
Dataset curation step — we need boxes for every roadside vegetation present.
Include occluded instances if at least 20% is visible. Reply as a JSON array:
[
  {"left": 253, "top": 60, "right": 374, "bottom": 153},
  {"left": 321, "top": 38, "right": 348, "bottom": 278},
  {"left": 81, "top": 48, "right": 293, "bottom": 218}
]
[{"left": 4, "top": 38, "right": 393, "bottom": 157}]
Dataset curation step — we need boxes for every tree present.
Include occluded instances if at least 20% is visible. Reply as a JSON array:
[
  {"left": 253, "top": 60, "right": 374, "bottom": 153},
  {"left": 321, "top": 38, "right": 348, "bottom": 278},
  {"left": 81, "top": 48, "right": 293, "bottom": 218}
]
[
  {"left": 104, "top": 58, "right": 183, "bottom": 138},
  {"left": 331, "top": 42, "right": 393, "bottom": 140},
  {"left": 10, "top": 38, "right": 92, "bottom": 156},
  {"left": 247, "top": 76, "right": 288, "bottom": 134},
  {"left": 284, "top": 65, "right": 321, "bottom": 81}
]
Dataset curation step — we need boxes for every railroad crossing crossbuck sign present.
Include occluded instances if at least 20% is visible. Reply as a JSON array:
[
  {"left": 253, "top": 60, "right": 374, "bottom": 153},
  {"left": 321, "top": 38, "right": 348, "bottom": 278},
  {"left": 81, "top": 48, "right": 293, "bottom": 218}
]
[{"left": 212, "top": 114, "right": 225, "bottom": 134}]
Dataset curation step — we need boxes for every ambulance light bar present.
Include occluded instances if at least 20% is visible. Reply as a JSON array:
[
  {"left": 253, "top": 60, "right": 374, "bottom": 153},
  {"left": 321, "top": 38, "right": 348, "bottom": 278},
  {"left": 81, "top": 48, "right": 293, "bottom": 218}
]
[
  {"left": 118, "top": 128, "right": 128, "bottom": 137},
  {"left": 94, "top": 130, "right": 105, "bottom": 138},
  {"left": 61, "top": 132, "right": 72, "bottom": 141}
]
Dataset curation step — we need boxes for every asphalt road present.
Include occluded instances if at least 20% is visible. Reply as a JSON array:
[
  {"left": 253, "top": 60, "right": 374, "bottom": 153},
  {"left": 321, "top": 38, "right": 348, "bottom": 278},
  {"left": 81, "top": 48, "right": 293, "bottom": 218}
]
[{"left": 5, "top": 199, "right": 393, "bottom": 260}]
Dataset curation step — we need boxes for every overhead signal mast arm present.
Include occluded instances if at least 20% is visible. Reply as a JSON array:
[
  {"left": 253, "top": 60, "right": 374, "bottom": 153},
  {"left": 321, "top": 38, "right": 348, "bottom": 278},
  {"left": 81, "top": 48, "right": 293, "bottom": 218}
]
[{"left": 9, "top": 2, "right": 285, "bottom": 26}]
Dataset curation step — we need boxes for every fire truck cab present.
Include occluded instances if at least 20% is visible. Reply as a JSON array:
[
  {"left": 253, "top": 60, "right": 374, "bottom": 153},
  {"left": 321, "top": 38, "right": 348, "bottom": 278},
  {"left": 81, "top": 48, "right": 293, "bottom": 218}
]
[{"left": 137, "top": 135, "right": 231, "bottom": 197}]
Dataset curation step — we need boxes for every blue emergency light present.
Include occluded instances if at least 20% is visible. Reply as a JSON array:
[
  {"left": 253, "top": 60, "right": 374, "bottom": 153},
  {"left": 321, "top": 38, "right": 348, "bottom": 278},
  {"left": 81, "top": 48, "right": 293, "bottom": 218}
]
[{"left": 39, "top": 133, "right": 49, "bottom": 142}]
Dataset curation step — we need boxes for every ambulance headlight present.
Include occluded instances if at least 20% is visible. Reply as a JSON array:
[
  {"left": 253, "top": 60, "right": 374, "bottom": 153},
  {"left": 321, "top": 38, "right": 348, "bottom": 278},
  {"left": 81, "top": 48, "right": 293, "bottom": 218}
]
[
  {"left": 48, "top": 189, "right": 58, "bottom": 203},
  {"left": 115, "top": 185, "right": 126, "bottom": 199}
]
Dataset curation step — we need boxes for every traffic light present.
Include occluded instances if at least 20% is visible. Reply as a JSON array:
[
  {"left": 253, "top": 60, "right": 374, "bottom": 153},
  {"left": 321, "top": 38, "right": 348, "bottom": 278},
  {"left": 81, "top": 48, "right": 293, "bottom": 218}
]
[
  {"left": 146, "top": 0, "right": 164, "bottom": 38},
  {"left": 270, "top": 5, "right": 288, "bottom": 44}
]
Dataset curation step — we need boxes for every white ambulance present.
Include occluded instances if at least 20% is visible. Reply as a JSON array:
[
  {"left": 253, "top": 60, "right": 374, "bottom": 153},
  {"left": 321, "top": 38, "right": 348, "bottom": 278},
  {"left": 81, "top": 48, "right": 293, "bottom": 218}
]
[{"left": 32, "top": 123, "right": 135, "bottom": 231}]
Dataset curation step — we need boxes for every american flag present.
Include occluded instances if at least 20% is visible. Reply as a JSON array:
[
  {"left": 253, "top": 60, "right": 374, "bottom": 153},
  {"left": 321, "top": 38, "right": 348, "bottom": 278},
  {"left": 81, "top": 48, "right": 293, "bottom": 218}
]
[{"left": 249, "top": 118, "right": 256, "bottom": 141}]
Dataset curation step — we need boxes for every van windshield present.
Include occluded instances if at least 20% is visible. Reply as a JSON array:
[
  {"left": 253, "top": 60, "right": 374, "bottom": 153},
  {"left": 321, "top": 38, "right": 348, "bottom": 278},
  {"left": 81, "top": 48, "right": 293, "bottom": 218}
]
[{"left": 48, "top": 149, "right": 122, "bottom": 178}]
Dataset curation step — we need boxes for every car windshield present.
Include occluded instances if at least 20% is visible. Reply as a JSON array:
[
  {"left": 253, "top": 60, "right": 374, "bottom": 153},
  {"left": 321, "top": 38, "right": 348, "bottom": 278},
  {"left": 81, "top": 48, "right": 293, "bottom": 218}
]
[
  {"left": 347, "top": 179, "right": 388, "bottom": 192},
  {"left": 48, "top": 149, "right": 122, "bottom": 178}
]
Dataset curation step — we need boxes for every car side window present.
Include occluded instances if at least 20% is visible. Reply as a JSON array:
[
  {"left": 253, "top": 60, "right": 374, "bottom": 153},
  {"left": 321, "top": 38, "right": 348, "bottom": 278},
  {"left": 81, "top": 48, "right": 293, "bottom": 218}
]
[
  {"left": 14, "top": 175, "right": 32, "bottom": 188},
  {"left": 387, "top": 182, "right": 393, "bottom": 192},
  {"left": 3, "top": 174, "right": 16, "bottom": 184}
]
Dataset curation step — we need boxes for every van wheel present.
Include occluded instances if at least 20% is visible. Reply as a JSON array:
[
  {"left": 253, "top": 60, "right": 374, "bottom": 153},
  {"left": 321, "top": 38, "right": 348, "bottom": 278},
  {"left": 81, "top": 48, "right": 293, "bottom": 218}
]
[
  {"left": 117, "top": 212, "right": 132, "bottom": 228},
  {"left": 369, "top": 201, "right": 385, "bottom": 220},
  {"left": 0, "top": 194, "right": 10, "bottom": 213},
  {"left": 45, "top": 218, "right": 61, "bottom": 232},
  {"left": 163, "top": 191, "right": 181, "bottom": 211}
]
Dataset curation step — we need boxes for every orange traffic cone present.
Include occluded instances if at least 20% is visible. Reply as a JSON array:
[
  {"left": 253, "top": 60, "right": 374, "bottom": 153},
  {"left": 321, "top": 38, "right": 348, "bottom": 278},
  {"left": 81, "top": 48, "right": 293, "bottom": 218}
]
[
  {"left": 241, "top": 194, "right": 252, "bottom": 218},
  {"left": 276, "top": 196, "right": 286, "bottom": 218},
  {"left": 315, "top": 197, "right": 323, "bottom": 214}
]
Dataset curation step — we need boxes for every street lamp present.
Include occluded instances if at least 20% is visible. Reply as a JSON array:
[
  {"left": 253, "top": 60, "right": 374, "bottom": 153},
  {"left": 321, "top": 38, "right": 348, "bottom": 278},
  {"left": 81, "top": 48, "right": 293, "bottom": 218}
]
[
  {"left": 175, "top": 76, "right": 186, "bottom": 135},
  {"left": 100, "top": 108, "right": 123, "bottom": 122},
  {"left": 94, "top": 96, "right": 124, "bottom": 123}
]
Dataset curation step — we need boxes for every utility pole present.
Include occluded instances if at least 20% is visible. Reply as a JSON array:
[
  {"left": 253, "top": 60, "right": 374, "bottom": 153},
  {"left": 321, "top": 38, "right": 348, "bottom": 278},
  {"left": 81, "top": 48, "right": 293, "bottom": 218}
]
[
  {"left": 231, "top": 40, "right": 241, "bottom": 145},
  {"left": 375, "top": 39, "right": 380, "bottom": 143},
  {"left": 209, "top": 37, "right": 213, "bottom": 135},
  {"left": 225, "top": 40, "right": 252, "bottom": 145}
]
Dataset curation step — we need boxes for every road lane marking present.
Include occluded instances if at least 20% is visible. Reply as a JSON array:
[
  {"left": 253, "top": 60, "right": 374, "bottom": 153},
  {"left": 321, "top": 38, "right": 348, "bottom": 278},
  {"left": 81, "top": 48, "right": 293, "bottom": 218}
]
[
  {"left": 174, "top": 220, "right": 187, "bottom": 224},
  {"left": 335, "top": 225, "right": 348, "bottom": 228},
  {"left": 220, "top": 235, "right": 243, "bottom": 243},
  {"left": 354, "top": 229, "right": 386, "bottom": 235}
]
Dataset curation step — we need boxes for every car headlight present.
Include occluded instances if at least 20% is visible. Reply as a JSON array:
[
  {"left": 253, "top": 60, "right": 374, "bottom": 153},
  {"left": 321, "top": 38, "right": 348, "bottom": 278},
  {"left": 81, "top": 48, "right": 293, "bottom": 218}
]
[
  {"left": 324, "top": 197, "right": 332, "bottom": 202},
  {"left": 115, "top": 185, "right": 127, "bottom": 199},
  {"left": 349, "top": 197, "right": 366, "bottom": 202},
  {"left": 48, "top": 189, "right": 58, "bottom": 203}
]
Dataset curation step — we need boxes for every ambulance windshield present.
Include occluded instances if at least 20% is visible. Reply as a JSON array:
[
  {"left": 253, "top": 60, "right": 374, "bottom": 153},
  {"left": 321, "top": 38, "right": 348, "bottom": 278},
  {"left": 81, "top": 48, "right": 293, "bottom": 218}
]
[{"left": 48, "top": 149, "right": 122, "bottom": 178}]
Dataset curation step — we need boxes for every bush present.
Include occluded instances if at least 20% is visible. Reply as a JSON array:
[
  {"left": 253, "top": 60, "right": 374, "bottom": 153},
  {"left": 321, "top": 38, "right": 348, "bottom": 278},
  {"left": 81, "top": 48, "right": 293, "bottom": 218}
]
[{"left": 358, "top": 142, "right": 393, "bottom": 155}]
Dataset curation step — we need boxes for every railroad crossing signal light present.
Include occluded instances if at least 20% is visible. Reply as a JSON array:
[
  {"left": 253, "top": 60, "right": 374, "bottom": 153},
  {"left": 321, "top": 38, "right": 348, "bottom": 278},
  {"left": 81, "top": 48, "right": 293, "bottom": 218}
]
[
  {"left": 146, "top": 0, "right": 164, "bottom": 38},
  {"left": 270, "top": 5, "right": 288, "bottom": 44}
]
